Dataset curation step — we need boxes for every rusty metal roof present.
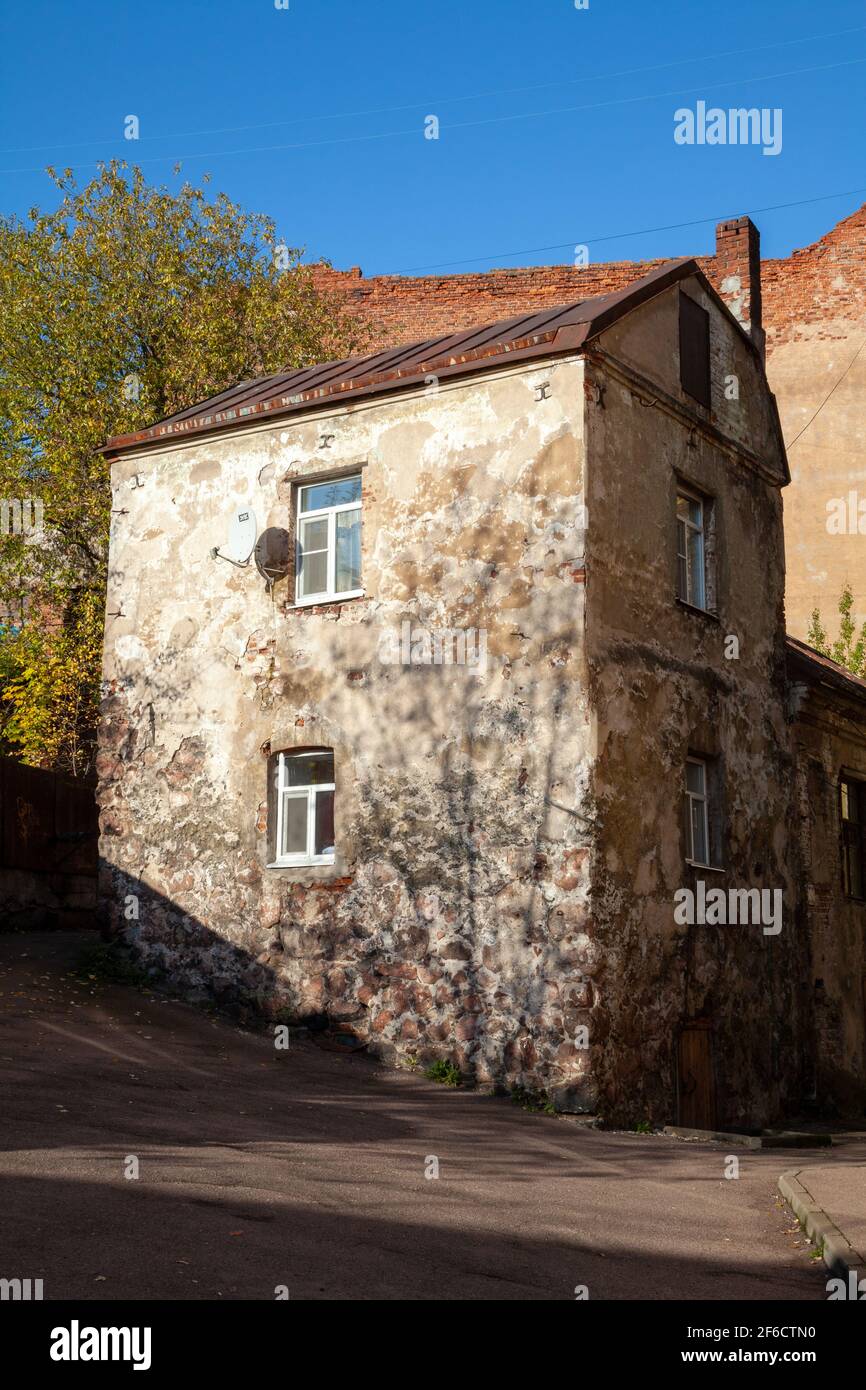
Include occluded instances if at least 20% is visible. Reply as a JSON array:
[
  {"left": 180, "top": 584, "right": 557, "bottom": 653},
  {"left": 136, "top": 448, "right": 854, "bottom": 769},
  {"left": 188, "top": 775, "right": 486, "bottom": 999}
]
[
  {"left": 103, "top": 258, "right": 706, "bottom": 458},
  {"left": 786, "top": 635, "right": 866, "bottom": 703}
]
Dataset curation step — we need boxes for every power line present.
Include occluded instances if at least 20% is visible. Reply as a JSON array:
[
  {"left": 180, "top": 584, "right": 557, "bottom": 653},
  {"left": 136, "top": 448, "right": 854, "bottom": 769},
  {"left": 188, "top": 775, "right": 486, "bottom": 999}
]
[
  {"left": 785, "top": 333, "right": 866, "bottom": 451},
  {"left": 1, "top": 53, "right": 865, "bottom": 178},
  {"left": 395, "top": 187, "right": 866, "bottom": 273},
  {"left": 442, "top": 55, "right": 866, "bottom": 138},
  {"left": 0, "top": 22, "right": 863, "bottom": 157}
]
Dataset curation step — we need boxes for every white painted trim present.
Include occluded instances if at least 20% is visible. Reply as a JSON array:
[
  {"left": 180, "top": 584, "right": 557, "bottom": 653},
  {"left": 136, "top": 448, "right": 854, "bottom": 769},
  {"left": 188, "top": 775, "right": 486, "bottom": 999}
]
[
  {"left": 272, "top": 751, "right": 336, "bottom": 867},
  {"left": 676, "top": 487, "right": 707, "bottom": 611},
  {"left": 288, "top": 589, "right": 365, "bottom": 610},
  {"left": 296, "top": 476, "right": 362, "bottom": 605}
]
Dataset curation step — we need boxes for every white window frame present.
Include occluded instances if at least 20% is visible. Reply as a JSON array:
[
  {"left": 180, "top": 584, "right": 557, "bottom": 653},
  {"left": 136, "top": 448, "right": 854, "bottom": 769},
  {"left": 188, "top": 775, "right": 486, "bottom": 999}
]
[
  {"left": 685, "top": 756, "right": 711, "bottom": 867},
  {"left": 676, "top": 487, "right": 707, "bottom": 611},
  {"left": 295, "top": 475, "right": 363, "bottom": 607},
  {"left": 270, "top": 751, "right": 336, "bottom": 868}
]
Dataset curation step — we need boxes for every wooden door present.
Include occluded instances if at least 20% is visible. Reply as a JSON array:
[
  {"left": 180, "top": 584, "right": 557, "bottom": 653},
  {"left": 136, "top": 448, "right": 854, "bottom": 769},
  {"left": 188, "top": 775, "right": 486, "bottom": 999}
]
[{"left": 678, "top": 1023, "right": 716, "bottom": 1130}]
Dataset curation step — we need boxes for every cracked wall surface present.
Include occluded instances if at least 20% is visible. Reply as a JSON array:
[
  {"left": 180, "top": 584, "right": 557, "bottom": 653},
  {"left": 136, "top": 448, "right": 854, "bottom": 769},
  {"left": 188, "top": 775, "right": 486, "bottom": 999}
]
[
  {"left": 99, "top": 356, "right": 600, "bottom": 1103},
  {"left": 582, "top": 280, "right": 803, "bottom": 1128},
  {"left": 99, "top": 276, "right": 845, "bottom": 1125}
]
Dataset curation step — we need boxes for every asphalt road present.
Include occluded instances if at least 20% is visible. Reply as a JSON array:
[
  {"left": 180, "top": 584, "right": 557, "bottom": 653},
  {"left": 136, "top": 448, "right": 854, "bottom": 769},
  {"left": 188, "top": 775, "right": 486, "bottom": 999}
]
[{"left": 0, "top": 930, "right": 854, "bottom": 1301}]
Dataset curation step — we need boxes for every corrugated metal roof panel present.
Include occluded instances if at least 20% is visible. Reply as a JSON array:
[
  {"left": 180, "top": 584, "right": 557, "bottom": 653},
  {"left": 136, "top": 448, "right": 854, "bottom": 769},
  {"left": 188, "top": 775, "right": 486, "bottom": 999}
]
[{"left": 103, "top": 258, "right": 704, "bottom": 457}]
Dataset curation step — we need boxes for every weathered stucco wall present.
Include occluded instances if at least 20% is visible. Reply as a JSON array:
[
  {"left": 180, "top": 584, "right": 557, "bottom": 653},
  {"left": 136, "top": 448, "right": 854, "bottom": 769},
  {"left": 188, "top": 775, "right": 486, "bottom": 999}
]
[
  {"left": 99, "top": 357, "right": 599, "bottom": 1100},
  {"left": 311, "top": 204, "right": 866, "bottom": 644},
  {"left": 581, "top": 280, "right": 805, "bottom": 1128},
  {"left": 100, "top": 273, "right": 858, "bottom": 1127},
  {"left": 772, "top": 322, "right": 866, "bottom": 639},
  {"left": 762, "top": 203, "right": 866, "bottom": 638},
  {"left": 596, "top": 275, "right": 781, "bottom": 467}
]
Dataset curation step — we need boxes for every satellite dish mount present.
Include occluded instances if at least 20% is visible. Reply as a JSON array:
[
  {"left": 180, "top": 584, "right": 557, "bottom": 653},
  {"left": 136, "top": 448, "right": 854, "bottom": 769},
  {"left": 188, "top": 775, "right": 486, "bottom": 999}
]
[{"left": 211, "top": 507, "right": 258, "bottom": 568}]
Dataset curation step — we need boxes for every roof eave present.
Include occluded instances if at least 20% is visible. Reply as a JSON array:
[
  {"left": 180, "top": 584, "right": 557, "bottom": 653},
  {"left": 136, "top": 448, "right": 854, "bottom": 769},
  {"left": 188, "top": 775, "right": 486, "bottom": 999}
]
[
  {"left": 101, "top": 255, "right": 782, "bottom": 464},
  {"left": 101, "top": 333, "right": 590, "bottom": 460},
  {"left": 786, "top": 636, "right": 866, "bottom": 705}
]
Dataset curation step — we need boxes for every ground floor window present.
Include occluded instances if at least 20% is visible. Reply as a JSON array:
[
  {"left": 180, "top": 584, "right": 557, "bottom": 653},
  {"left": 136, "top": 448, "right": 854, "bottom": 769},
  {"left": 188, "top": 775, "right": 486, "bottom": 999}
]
[{"left": 270, "top": 749, "right": 335, "bottom": 867}]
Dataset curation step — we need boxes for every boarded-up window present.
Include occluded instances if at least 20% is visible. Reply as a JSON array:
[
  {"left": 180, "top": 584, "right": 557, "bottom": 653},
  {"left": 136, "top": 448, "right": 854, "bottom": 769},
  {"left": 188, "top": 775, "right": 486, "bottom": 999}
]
[{"left": 679, "top": 293, "right": 711, "bottom": 408}]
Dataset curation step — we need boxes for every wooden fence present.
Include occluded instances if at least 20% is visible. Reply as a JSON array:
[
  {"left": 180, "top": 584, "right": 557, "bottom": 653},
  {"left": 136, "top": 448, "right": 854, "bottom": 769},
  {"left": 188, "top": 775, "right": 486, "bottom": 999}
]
[{"left": 0, "top": 758, "right": 98, "bottom": 926}]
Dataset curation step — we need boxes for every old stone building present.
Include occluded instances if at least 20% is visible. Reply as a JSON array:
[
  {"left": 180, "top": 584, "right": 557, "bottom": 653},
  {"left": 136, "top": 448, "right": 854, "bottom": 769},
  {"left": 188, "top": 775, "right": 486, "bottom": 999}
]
[
  {"left": 99, "top": 253, "right": 866, "bottom": 1130},
  {"left": 312, "top": 202, "right": 866, "bottom": 641}
]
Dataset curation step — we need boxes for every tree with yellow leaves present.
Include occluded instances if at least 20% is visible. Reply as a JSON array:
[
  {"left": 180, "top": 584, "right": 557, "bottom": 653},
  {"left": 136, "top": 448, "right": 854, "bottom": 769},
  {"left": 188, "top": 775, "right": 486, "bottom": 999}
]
[{"left": 0, "top": 162, "right": 368, "bottom": 777}]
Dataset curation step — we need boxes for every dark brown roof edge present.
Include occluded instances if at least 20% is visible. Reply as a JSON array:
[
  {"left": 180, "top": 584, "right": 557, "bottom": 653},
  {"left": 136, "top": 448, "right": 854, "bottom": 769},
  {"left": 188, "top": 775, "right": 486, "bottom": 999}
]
[
  {"left": 102, "top": 258, "right": 708, "bottom": 460},
  {"left": 786, "top": 634, "right": 866, "bottom": 705}
]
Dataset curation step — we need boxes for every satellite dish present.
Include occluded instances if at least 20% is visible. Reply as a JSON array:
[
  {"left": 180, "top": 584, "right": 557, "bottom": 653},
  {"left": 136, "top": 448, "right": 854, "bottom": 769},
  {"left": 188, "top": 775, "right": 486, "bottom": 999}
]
[
  {"left": 212, "top": 507, "right": 257, "bottom": 566},
  {"left": 255, "top": 527, "right": 290, "bottom": 582}
]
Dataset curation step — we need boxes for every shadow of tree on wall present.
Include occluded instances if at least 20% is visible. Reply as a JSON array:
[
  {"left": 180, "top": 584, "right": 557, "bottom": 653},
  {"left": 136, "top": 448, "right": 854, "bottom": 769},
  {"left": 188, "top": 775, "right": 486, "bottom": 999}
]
[
  {"left": 99, "top": 592, "right": 600, "bottom": 1114},
  {"left": 98, "top": 463, "right": 818, "bottom": 1131},
  {"left": 322, "top": 615, "right": 597, "bottom": 1100}
]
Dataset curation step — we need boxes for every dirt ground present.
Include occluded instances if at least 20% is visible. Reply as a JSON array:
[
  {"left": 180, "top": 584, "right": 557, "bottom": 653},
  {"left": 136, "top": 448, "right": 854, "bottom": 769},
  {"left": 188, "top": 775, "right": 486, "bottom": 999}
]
[{"left": 0, "top": 929, "right": 853, "bottom": 1301}]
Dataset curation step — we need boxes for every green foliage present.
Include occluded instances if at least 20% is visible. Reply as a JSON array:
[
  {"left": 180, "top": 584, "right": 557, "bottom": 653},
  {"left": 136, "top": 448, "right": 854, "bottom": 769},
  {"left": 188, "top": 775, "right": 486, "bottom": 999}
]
[
  {"left": 424, "top": 1059, "right": 462, "bottom": 1087},
  {"left": 807, "top": 584, "right": 866, "bottom": 677},
  {"left": 0, "top": 162, "right": 367, "bottom": 775},
  {"left": 510, "top": 1084, "right": 556, "bottom": 1114},
  {"left": 0, "top": 589, "right": 103, "bottom": 779},
  {"left": 633, "top": 1120, "right": 653, "bottom": 1134}
]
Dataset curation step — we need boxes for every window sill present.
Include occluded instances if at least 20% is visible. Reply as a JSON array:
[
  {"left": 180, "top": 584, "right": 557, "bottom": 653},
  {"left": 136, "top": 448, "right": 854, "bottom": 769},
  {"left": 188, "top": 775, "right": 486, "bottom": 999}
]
[
  {"left": 265, "top": 858, "right": 350, "bottom": 887},
  {"left": 267, "top": 858, "right": 336, "bottom": 870},
  {"left": 288, "top": 589, "right": 365, "bottom": 611},
  {"left": 685, "top": 860, "right": 726, "bottom": 873},
  {"left": 675, "top": 597, "right": 719, "bottom": 623}
]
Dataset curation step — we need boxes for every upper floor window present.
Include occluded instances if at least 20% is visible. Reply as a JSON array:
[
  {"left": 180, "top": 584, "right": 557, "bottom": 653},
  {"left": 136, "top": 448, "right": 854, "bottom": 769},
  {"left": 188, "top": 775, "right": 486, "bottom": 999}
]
[
  {"left": 296, "top": 475, "right": 362, "bottom": 605},
  {"left": 270, "top": 749, "right": 335, "bottom": 867},
  {"left": 679, "top": 292, "right": 711, "bottom": 408},
  {"left": 840, "top": 776, "right": 866, "bottom": 900},
  {"left": 676, "top": 488, "right": 707, "bottom": 610},
  {"left": 685, "top": 756, "right": 711, "bottom": 866}
]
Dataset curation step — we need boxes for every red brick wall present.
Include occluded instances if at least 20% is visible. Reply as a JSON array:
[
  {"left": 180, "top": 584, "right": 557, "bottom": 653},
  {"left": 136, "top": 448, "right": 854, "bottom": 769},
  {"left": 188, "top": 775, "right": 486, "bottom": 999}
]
[
  {"left": 762, "top": 203, "right": 866, "bottom": 347},
  {"left": 312, "top": 203, "right": 866, "bottom": 354}
]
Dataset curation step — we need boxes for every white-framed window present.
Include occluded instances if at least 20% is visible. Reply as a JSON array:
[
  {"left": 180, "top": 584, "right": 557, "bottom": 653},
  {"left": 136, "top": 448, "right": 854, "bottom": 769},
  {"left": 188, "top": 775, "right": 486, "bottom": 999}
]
[
  {"left": 685, "top": 757, "right": 710, "bottom": 866},
  {"left": 676, "top": 489, "right": 707, "bottom": 610},
  {"left": 295, "top": 475, "right": 362, "bottom": 605},
  {"left": 270, "top": 750, "right": 335, "bottom": 867}
]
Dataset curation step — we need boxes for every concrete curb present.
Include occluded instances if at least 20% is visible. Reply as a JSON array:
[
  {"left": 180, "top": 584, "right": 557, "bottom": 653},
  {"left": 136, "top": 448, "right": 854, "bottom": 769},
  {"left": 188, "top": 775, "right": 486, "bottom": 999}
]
[
  {"left": 665, "top": 1125, "right": 831, "bottom": 1148},
  {"left": 778, "top": 1168, "right": 864, "bottom": 1283}
]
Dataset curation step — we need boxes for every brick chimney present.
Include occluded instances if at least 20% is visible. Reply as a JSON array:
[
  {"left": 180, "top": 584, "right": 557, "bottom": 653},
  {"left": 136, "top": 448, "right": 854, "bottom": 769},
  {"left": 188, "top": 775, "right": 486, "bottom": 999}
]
[{"left": 714, "top": 216, "right": 765, "bottom": 359}]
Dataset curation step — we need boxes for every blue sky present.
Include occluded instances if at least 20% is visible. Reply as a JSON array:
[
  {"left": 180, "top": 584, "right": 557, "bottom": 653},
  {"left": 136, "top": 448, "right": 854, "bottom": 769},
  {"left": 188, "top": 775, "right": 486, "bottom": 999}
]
[{"left": 0, "top": 0, "right": 864, "bottom": 274}]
